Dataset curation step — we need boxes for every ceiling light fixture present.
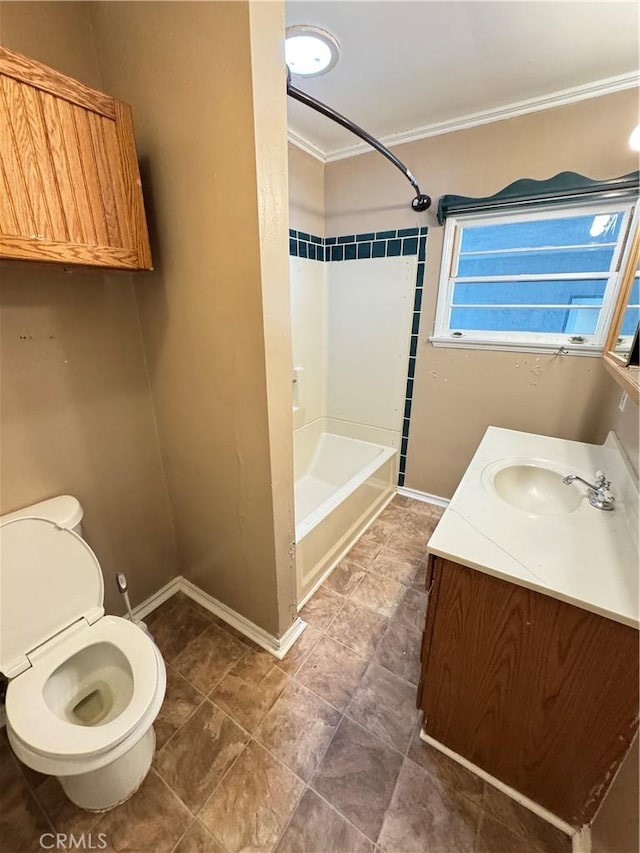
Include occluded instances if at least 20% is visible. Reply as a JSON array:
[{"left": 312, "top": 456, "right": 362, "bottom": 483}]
[
  {"left": 285, "top": 25, "right": 339, "bottom": 77},
  {"left": 629, "top": 125, "right": 640, "bottom": 152}
]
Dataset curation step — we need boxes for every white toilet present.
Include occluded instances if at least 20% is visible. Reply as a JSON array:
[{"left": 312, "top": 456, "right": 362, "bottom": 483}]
[{"left": 0, "top": 496, "right": 166, "bottom": 812}]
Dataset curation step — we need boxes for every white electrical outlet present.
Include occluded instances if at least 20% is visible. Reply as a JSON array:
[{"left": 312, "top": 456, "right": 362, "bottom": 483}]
[{"left": 619, "top": 392, "right": 628, "bottom": 413}]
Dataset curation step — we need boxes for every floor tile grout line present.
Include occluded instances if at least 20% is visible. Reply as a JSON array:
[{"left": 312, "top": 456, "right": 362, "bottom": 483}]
[
  {"left": 157, "top": 594, "right": 263, "bottom": 673},
  {"left": 261, "top": 672, "right": 347, "bottom": 727},
  {"left": 156, "top": 498, "right": 444, "bottom": 851},
  {"left": 340, "top": 701, "right": 419, "bottom": 763},
  {"left": 207, "top": 671, "right": 292, "bottom": 738},
  {"left": 186, "top": 706, "right": 261, "bottom": 822},
  {"left": 289, "top": 668, "right": 350, "bottom": 717},
  {"left": 304, "top": 783, "right": 382, "bottom": 850},
  {"left": 267, "top": 776, "right": 309, "bottom": 853},
  {"left": 9, "top": 755, "right": 57, "bottom": 838},
  {"left": 162, "top": 732, "right": 248, "bottom": 847},
  {"left": 479, "top": 790, "right": 571, "bottom": 850},
  {"left": 402, "top": 736, "right": 488, "bottom": 812},
  {"left": 400, "top": 736, "right": 556, "bottom": 847},
  {"left": 153, "top": 693, "right": 208, "bottom": 757},
  {"left": 306, "top": 776, "right": 385, "bottom": 847},
  {"left": 153, "top": 694, "right": 256, "bottom": 819},
  {"left": 274, "top": 628, "right": 323, "bottom": 677},
  {"left": 274, "top": 701, "right": 392, "bottom": 846},
  {"left": 145, "top": 766, "right": 240, "bottom": 853},
  {"left": 324, "top": 618, "right": 390, "bottom": 661},
  {"left": 294, "top": 607, "right": 420, "bottom": 718},
  {"left": 146, "top": 768, "right": 199, "bottom": 823},
  {"left": 167, "top": 660, "right": 211, "bottom": 700},
  {"left": 194, "top": 731, "right": 309, "bottom": 851},
  {"left": 264, "top": 602, "right": 415, "bottom": 849},
  {"left": 151, "top": 597, "right": 220, "bottom": 664},
  {"left": 172, "top": 630, "right": 253, "bottom": 699},
  {"left": 168, "top": 816, "right": 197, "bottom": 853}
]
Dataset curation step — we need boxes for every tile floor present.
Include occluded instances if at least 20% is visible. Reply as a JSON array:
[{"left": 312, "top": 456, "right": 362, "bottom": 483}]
[{"left": 1, "top": 496, "right": 572, "bottom": 853}]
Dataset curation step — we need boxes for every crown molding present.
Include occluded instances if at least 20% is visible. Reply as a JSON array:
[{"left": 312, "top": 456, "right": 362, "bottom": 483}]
[
  {"left": 287, "top": 129, "right": 327, "bottom": 163},
  {"left": 288, "top": 70, "right": 640, "bottom": 164}
]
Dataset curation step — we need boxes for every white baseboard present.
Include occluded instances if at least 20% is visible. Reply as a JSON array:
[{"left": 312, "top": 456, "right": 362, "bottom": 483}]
[
  {"left": 178, "top": 577, "right": 307, "bottom": 660},
  {"left": 396, "top": 485, "right": 450, "bottom": 508},
  {"left": 131, "top": 576, "right": 182, "bottom": 621},
  {"left": 419, "top": 730, "right": 578, "bottom": 840},
  {"left": 131, "top": 575, "right": 307, "bottom": 660},
  {"left": 572, "top": 826, "right": 592, "bottom": 853}
]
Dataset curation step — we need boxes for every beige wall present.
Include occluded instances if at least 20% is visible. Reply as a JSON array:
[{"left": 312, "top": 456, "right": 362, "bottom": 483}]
[
  {"left": 595, "top": 389, "right": 639, "bottom": 475},
  {"left": 0, "top": 2, "right": 178, "bottom": 614},
  {"left": 288, "top": 142, "right": 325, "bottom": 236},
  {"left": 90, "top": 1, "right": 296, "bottom": 636},
  {"left": 592, "top": 735, "right": 639, "bottom": 852},
  {"left": 324, "top": 89, "right": 639, "bottom": 497}
]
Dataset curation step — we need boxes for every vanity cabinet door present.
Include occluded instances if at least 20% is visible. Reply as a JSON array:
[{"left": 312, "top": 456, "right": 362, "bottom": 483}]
[
  {"left": 418, "top": 557, "right": 638, "bottom": 825},
  {"left": 0, "top": 46, "right": 151, "bottom": 270}
]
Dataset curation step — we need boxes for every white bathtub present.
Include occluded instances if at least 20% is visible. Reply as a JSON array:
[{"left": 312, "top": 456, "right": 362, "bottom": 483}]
[{"left": 294, "top": 429, "right": 397, "bottom": 603}]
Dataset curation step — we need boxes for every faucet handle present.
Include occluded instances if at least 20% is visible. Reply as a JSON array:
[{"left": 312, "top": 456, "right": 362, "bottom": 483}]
[{"left": 594, "top": 470, "right": 609, "bottom": 488}]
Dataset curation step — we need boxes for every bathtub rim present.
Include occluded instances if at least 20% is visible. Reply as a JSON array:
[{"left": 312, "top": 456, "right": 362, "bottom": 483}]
[{"left": 295, "top": 439, "right": 397, "bottom": 542}]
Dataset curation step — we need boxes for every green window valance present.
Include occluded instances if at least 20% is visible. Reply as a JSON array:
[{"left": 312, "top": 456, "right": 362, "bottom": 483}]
[{"left": 436, "top": 170, "right": 640, "bottom": 225}]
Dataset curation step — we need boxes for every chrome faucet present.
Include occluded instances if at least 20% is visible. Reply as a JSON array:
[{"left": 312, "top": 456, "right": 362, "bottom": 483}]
[{"left": 562, "top": 470, "right": 615, "bottom": 511}]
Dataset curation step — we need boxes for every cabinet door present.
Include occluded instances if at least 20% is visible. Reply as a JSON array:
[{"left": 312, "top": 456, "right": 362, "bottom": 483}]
[
  {"left": 0, "top": 46, "right": 151, "bottom": 270},
  {"left": 420, "top": 558, "right": 638, "bottom": 825}
]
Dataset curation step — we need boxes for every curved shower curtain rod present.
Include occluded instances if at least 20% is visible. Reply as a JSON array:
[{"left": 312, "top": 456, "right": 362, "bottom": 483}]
[{"left": 286, "top": 72, "right": 431, "bottom": 213}]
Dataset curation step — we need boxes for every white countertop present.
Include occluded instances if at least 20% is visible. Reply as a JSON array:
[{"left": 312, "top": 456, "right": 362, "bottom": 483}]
[{"left": 428, "top": 427, "right": 639, "bottom": 629}]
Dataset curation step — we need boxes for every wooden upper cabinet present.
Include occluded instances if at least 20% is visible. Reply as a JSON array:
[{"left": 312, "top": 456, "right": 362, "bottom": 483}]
[{"left": 0, "top": 46, "right": 152, "bottom": 270}]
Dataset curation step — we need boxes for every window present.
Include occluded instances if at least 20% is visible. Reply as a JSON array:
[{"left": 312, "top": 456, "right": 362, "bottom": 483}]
[
  {"left": 432, "top": 200, "right": 637, "bottom": 354},
  {"left": 611, "top": 255, "right": 640, "bottom": 357}
]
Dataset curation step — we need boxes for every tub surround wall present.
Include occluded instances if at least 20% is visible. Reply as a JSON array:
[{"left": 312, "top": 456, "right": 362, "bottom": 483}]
[
  {"left": 0, "top": 1, "right": 178, "bottom": 615},
  {"left": 290, "top": 255, "right": 327, "bottom": 430},
  {"left": 327, "top": 255, "right": 416, "bottom": 469},
  {"left": 323, "top": 88, "right": 639, "bottom": 498},
  {"left": 90, "top": 1, "right": 296, "bottom": 638},
  {"left": 289, "top": 229, "right": 425, "bottom": 484}
]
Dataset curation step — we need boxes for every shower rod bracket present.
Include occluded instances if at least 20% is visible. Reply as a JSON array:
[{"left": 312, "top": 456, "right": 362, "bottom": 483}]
[{"left": 287, "top": 70, "right": 431, "bottom": 214}]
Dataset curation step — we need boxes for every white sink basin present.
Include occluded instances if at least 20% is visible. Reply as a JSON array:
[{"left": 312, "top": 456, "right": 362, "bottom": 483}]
[{"left": 482, "top": 458, "right": 582, "bottom": 515}]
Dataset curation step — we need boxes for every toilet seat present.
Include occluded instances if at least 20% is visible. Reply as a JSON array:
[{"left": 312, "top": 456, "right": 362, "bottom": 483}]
[
  {"left": 1, "top": 508, "right": 167, "bottom": 806},
  {"left": 6, "top": 615, "right": 161, "bottom": 761},
  {"left": 0, "top": 517, "right": 104, "bottom": 678}
]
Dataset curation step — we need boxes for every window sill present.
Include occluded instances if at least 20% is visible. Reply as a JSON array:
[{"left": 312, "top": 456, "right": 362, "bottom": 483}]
[{"left": 428, "top": 336, "right": 603, "bottom": 357}]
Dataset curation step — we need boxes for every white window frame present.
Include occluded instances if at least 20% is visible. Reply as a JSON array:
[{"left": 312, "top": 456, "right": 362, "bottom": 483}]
[{"left": 430, "top": 199, "right": 638, "bottom": 356}]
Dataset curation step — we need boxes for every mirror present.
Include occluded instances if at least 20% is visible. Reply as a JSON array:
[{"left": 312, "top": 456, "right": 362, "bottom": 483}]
[{"left": 603, "top": 216, "right": 640, "bottom": 402}]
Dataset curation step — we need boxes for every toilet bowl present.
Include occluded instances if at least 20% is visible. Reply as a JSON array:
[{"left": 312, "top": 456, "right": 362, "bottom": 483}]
[{"left": 0, "top": 497, "right": 166, "bottom": 812}]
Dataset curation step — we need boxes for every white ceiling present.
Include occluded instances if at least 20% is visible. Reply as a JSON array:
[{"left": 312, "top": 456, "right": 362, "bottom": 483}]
[{"left": 285, "top": 1, "right": 640, "bottom": 159}]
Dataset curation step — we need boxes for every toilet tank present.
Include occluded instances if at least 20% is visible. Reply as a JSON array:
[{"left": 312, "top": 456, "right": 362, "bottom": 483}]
[{"left": 0, "top": 495, "right": 84, "bottom": 536}]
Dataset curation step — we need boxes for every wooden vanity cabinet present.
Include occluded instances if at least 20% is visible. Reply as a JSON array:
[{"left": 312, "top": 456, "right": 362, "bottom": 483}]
[
  {"left": 0, "top": 46, "right": 151, "bottom": 270},
  {"left": 418, "top": 556, "right": 639, "bottom": 826}
]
